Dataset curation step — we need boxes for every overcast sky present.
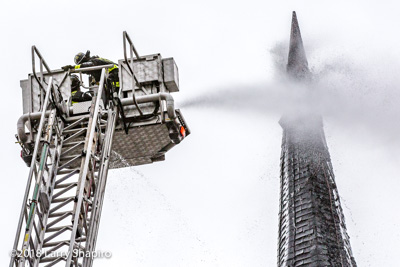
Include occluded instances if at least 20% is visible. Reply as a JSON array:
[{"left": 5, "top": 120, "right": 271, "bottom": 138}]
[{"left": 1, "top": 0, "right": 400, "bottom": 266}]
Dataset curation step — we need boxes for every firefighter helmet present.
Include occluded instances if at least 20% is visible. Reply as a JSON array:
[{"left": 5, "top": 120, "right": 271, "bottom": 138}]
[
  {"left": 70, "top": 74, "right": 80, "bottom": 90},
  {"left": 74, "top": 52, "right": 86, "bottom": 64},
  {"left": 74, "top": 50, "right": 91, "bottom": 64}
]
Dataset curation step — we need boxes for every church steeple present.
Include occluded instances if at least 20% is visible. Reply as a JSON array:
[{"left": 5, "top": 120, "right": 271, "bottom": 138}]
[
  {"left": 287, "top": 11, "right": 310, "bottom": 79},
  {"left": 277, "top": 12, "right": 357, "bottom": 267}
]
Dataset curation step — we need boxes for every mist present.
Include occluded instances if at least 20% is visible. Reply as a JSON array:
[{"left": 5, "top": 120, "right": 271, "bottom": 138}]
[{"left": 179, "top": 41, "right": 400, "bottom": 150}]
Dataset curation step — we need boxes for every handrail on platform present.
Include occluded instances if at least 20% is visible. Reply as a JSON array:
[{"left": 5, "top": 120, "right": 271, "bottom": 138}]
[
  {"left": 122, "top": 31, "right": 144, "bottom": 116},
  {"left": 32, "top": 46, "right": 52, "bottom": 89},
  {"left": 32, "top": 46, "right": 55, "bottom": 112}
]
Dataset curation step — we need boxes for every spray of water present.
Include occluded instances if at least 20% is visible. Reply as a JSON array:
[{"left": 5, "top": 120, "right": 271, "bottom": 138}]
[
  {"left": 110, "top": 150, "right": 170, "bottom": 202},
  {"left": 179, "top": 41, "right": 400, "bottom": 149},
  {"left": 106, "top": 151, "right": 218, "bottom": 264}
]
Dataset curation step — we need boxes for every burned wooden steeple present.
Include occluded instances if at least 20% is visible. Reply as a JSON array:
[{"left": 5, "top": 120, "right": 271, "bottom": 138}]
[{"left": 277, "top": 12, "right": 357, "bottom": 267}]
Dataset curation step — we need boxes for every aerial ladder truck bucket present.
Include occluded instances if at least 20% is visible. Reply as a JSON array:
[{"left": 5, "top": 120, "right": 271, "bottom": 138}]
[{"left": 10, "top": 31, "right": 190, "bottom": 267}]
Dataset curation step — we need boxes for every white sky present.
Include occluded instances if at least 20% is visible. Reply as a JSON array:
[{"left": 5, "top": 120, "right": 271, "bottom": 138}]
[{"left": 1, "top": 0, "right": 400, "bottom": 266}]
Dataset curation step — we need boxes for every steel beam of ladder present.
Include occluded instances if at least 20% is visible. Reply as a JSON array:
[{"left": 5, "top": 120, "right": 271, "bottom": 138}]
[{"left": 11, "top": 69, "right": 118, "bottom": 267}]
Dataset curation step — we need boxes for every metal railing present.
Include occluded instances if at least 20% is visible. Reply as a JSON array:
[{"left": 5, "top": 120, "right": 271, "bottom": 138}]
[
  {"left": 32, "top": 46, "right": 52, "bottom": 88},
  {"left": 122, "top": 31, "right": 143, "bottom": 115},
  {"left": 32, "top": 46, "right": 52, "bottom": 111}
]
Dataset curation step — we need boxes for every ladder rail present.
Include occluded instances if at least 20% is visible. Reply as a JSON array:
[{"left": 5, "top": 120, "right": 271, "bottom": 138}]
[
  {"left": 65, "top": 68, "right": 106, "bottom": 266},
  {"left": 33, "top": 133, "right": 64, "bottom": 267},
  {"left": 18, "top": 109, "right": 57, "bottom": 266},
  {"left": 10, "top": 78, "right": 53, "bottom": 267},
  {"left": 83, "top": 107, "right": 117, "bottom": 267}
]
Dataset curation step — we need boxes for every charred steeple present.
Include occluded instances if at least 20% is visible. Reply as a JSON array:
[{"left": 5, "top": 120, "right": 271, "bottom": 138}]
[
  {"left": 287, "top": 11, "right": 310, "bottom": 79},
  {"left": 277, "top": 11, "right": 357, "bottom": 267}
]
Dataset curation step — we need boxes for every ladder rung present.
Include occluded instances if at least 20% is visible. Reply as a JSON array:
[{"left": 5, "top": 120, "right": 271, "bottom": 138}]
[
  {"left": 48, "top": 210, "right": 73, "bottom": 219},
  {"left": 40, "top": 256, "right": 65, "bottom": 265},
  {"left": 46, "top": 225, "right": 73, "bottom": 233},
  {"left": 63, "top": 116, "right": 87, "bottom": 131},
  {"left": 29, "top": 236, "right": 37, "bottom": 255},
  {"left": 65, "top": 113, "right": 90, "bottom": 123},
  {"left": 57, "top": 155, "right": 82, "bottom": 172},
  {"left": 52, "top": 183, "right": 77, "bottom": 199},
  {"left": 55, "top": 169, "right": 79, "bottom": 184},
  {"left": 49, "top": 197, "right": 74, "bottom": 215},
  {"left": 63, "top": 128, "right": 86, "bottom": 144},
  {"left": 50, "top": 196, "right": 75, "bottom": 203},
  {"left": 62, "top": 140, "right": 85, "bottom": 148},
  {"left": 60, "top": 154, "right": 81, "bottom": 161},
  {"left": 33, "top": 220, "right": 42, "bottom": 242},
  {"left": 44, "top": 226, "right": 72, "bottom": 244},
  {"left": 54, "top": 182, "right": 78, "bottom": 189},
  {"left": 63, "top": 127, "right": 86, "bottom": 135},
  {"left": 46, "top": 211, "right": 73, "bottom": 228},
  {"left": 60, "top": 141, "right": 84, "bottom": 157},
  {"left": 42, "top": 238, "right": 85, "bottom": 248},
  {"left": 41, "top": 241, "right": 69, "bottom": 252},
  {"left": 55, "top": 182, "right": 78, "bottom": 189},
  {"left": 36, "top": 208, "right": 45, "bottom": 228},
  {"left": 40, "top": 241, "right": 69, "bottom": 262},
  {"left": 56, "top": 168, "right": 80, "bottom": 176}
]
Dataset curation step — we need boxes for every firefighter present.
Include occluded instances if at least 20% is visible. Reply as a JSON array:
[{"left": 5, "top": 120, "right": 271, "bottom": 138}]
[
  {"left": 62, "top": 50, "right": 119, "bottom": 88},
  {"left": 70, "top": 74, "right": 93, "bottom": 104},
  {"left": 62, "top": 50, "right": 119, "bottom": 103}
]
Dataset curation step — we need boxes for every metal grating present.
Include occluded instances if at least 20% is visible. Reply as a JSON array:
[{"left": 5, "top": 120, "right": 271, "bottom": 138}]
[{"left": 110, "top": 123, "right": 174, "bottom": 168}]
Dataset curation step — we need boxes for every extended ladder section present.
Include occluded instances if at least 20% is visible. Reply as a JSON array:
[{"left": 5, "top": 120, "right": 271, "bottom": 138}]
[{"left": 11, "top": 32, "right": 190, "bottom": 267}]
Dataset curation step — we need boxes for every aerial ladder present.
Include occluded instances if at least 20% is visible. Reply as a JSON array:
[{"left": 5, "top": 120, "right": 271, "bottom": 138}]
[{"left": 10, "top": 32, "right": 190, "bottom": 267}]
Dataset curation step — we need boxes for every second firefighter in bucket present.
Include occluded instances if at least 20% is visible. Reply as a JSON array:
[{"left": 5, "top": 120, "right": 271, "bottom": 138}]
[{"left": 70, "top": 74, "right": 93, "bottom": 104}]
